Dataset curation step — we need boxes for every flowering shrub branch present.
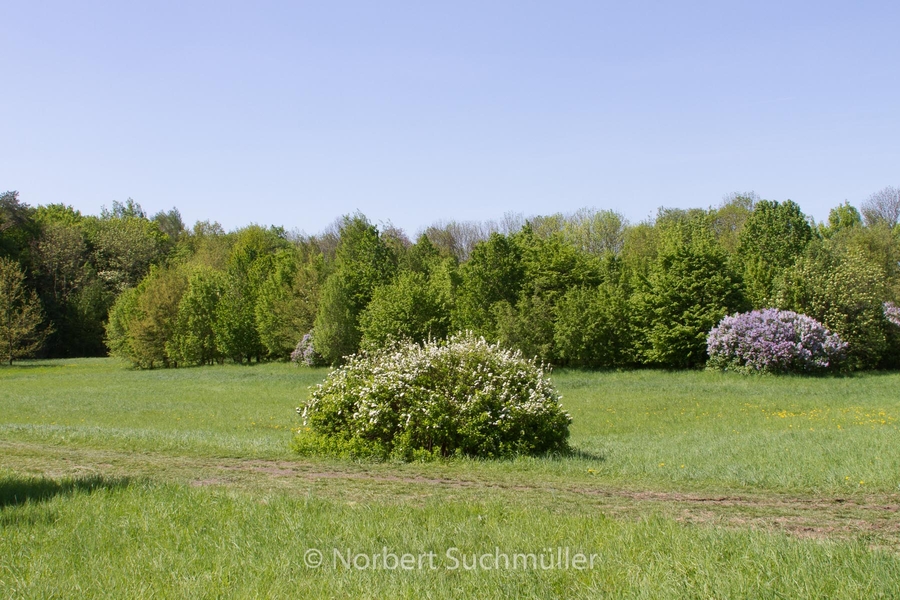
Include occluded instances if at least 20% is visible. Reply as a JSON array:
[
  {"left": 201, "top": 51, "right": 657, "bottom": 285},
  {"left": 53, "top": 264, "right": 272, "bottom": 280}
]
[
  {"left": 884, "top": 302, "right": 900, "bottom": 328},
  {"left": 294, "top": 333, "right": 571, "bottom": 460},
  {"left": 707, "top": 309, "right": 847, "bottom": 374},
  {"left": 291, "top": 331, "right": 326, "bottom": 367}
]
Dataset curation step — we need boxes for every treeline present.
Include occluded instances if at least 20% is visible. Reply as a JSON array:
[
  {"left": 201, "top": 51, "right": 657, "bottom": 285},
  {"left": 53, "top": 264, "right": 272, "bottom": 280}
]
[{"left": 2, "top": 188, "right": 900, "bottom": 370}]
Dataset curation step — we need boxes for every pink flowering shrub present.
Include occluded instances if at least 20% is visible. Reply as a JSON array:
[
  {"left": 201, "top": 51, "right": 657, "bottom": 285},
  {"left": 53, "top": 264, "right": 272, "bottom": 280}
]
[
  {"left": 707, "top": 309, "right": 847, "bottom": 374},
  {"left": 884, "top": 302, "right": 900, "bottom": 328},
  {"left": 291, "top": 331, "right": 326, "bottom": 367},
  {"left": 294, "top": 333, "right": 571, "bottom": 460}
]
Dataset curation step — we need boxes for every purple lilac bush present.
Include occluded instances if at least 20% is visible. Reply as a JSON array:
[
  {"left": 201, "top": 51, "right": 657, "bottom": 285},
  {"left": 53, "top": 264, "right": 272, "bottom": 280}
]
[
  {"left": 884, "top": 302, "right": 900, "bottom": 328},
  {"left": 291, "top": 331, "right": 325, "bottom": 367},
  {"left": 707, "top": 309, "right": 847, "bottom": 374}
]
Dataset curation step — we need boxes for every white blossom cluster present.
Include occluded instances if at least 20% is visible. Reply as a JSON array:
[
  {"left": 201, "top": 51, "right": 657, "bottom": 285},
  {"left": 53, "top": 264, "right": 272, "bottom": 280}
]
[{"left": 297, "top": 333, "right": 571, "bottom": 458}]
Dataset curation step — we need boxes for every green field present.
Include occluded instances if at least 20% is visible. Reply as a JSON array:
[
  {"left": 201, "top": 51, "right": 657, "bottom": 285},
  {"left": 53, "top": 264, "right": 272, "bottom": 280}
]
[{"left": 2, "top": 359, "right": 899, "bottom": 598}]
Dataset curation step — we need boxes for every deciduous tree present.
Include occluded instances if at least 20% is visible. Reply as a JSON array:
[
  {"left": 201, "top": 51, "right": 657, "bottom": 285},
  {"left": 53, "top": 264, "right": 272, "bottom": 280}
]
[{"left": 0, "top": 257, "right": 51, "bottom": 364}]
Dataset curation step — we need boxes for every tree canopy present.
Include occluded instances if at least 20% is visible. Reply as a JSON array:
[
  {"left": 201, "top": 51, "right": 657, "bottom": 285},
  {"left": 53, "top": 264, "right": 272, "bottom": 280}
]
[{"left": 3, "top": 188, "right": 900, "bottom": 371}]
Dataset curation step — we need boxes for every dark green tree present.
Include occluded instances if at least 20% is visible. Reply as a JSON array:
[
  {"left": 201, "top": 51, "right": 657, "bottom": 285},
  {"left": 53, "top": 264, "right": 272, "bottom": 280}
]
[
  {"left": 0, "top": 191, "right": 39, "bottom": 263},
  {"left": 636, "top": 217, "right": 748, "bottom": 367},
  {"left": 313, "top": 214, "right": 397, "bottom": 364},
  {"left": 0, "top": 257, "right": 51, "bottom": 364},
  {"left": 452, "top": 232, "right": 524, "bottom": 337},
  {"left": 554, "top": 278, "right": 635, "bottom": 368},
  {"left": 359, "top": 271, "right": 451, "bottom": 350}
]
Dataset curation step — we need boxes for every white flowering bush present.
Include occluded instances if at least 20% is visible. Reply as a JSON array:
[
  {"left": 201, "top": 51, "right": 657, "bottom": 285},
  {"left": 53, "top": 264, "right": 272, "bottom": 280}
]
[
  {"left": 707, "top": 309, "right": 847, "bottom": 374},
  {"left": 294, "top": 333, "right": 571, "bottom": 460}
]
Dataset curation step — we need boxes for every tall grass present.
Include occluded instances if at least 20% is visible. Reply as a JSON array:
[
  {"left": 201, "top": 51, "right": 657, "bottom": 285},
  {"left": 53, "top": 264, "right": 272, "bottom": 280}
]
[
  {"left": 2, "top": 359, "right": 899, "bottom": 598},
  {"left": 1, "top": 473, "right": 898, "bottom": 599}
]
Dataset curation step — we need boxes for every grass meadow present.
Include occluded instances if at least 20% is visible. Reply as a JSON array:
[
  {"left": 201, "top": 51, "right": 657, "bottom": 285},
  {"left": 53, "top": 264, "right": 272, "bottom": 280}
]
[{"left": 1, "top": 359, "right": 899, "bottom": 598}]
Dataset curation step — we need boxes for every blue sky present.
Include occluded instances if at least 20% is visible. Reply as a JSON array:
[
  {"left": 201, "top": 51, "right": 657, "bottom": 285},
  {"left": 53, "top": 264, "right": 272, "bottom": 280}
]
[{"left": 2, "top": 1, "right": 898, "bottom": 236}]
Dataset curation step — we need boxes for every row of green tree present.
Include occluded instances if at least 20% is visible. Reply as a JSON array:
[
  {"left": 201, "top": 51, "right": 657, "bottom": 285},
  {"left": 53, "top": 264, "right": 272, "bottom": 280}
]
[{"left": 1, "top": 187, "right": 899, "bottom": 369}]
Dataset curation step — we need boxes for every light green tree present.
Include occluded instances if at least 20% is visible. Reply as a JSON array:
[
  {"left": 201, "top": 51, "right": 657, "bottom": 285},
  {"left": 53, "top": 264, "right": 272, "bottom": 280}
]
[
  {"left": 737, "top": 199, "right": 813, "bottom": 307},
  {"left": 168, "top": 267, "right": 226, "bottom": 366},
  {"left": 255, "top": 249, "right": 325, "bottom": 359},
  {"left": 776, "top": 242, "right": 892, "bottom": 370}
]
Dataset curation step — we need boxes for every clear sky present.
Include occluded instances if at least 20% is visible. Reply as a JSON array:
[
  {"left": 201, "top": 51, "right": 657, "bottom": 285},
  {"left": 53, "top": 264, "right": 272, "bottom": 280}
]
[{"left": 2, "top": 1, "right": 898, "bottom": 236}]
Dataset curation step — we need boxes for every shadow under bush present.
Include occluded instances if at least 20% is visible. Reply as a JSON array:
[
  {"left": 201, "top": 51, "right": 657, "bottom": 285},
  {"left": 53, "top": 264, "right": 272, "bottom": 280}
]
[{"left": 0, "top": 474, "right": 133, "bottom": 508}]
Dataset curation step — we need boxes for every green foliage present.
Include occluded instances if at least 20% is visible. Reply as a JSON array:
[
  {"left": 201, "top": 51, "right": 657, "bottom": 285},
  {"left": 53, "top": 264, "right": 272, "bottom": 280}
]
[
  {"left": 453, "top": 232, "right": 525, "bottom": 337},
  {"left": 403, "top": 234, "right": 443, "bottom": 275},
  {"left": 209, "top": 225, "right": 289, "bottom": 363},
  {"left": 359, "top": 271, "right": 451, "bottom": 350},
  {"left": 226, "top": 225, "right": 289, "bottom": 277},
  {"left": 554, "top": 280, "right": 634, "bottom": 367},
  {"left": 491, "top": 230, "right": 605, "bottom": 361},
  {"left": 636, "top": 218, "right": 748, "bottom": 367},
  {"left": 255, "top": 249, "right": 325, "bottom": 359},
  {"left": 168, "top": 267, "right": 226, "bottom": 366},
  {"left": 297, "top": 334, "right": 571, "bottom": 459},
  {"left": 829, "top": 222, "right": 900, "bottom": 297},
  {"left": 0, "top": 256, "right": 51, "bottom": 364},
  {"left": 311, "top": 272, "right": 360, "bottom": 364},
  {"left": 738, "top": 199, "right": 814, "bottom": 307},
  {"left": 180, "top": 220, "right": 233, "bottom": 271},
  {"left": 620, "top": 221, "right": 663, "bottom": 275},
  {"left": 105, "top": 266, "right": 188, "bottom": 368},
  {"left": 518, "top": 229, "right": 603, "bottom": 297},
  {"left": 493, "top": 294, "right": 556, "bottom": 362},
  {"left": 313, "top": 214, "right": 397, "bottom": 364},
  {"left": 776, "top": 242, "right": 893, "bottom": 370},
  {"left": 30, "top": 216, "right": 110, "bottom": 357},
  {"left": 0, "top": 191, "right": 39, "bottom": 263},
  {"left": 105, "top": 287, "right": 139, "bottom": 361},
  {"left": 214, "top": 270, "right": 264, "bottom": 363},
  {"left": 33, "top": 222, "right": 88, "bottom": 305},
  {"left": 129, "top": 267, "right": 188, "bottom": 368},
  {"left": 6, "top": 190, "right": 900, "bottom": 375},
  {"left": 254, "top": 250, "right": 303, "bottom": 358},
  {"left": 561, "top": 208, "right": 627, "bottom": 255},
  {"left": 710, "top": 193, "right": 755, "bottom": 253},
  {"left": 151, "top": 207, "right": 185, "bottom": 244},
  {"left": 62, "top": 275, "right": 112, "bottom": 357},
  {"left": 87, "top": 205, "right": 167, "bottom": 292},
  {"left": 821, "top": 201, "right": 863, "bottom": 237}
]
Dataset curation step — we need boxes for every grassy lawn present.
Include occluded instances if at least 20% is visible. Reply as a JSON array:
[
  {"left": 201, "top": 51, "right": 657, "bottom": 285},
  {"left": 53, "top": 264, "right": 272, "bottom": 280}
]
[{"left": 1, "top": 359, "right": 899, "bottom": 598}]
